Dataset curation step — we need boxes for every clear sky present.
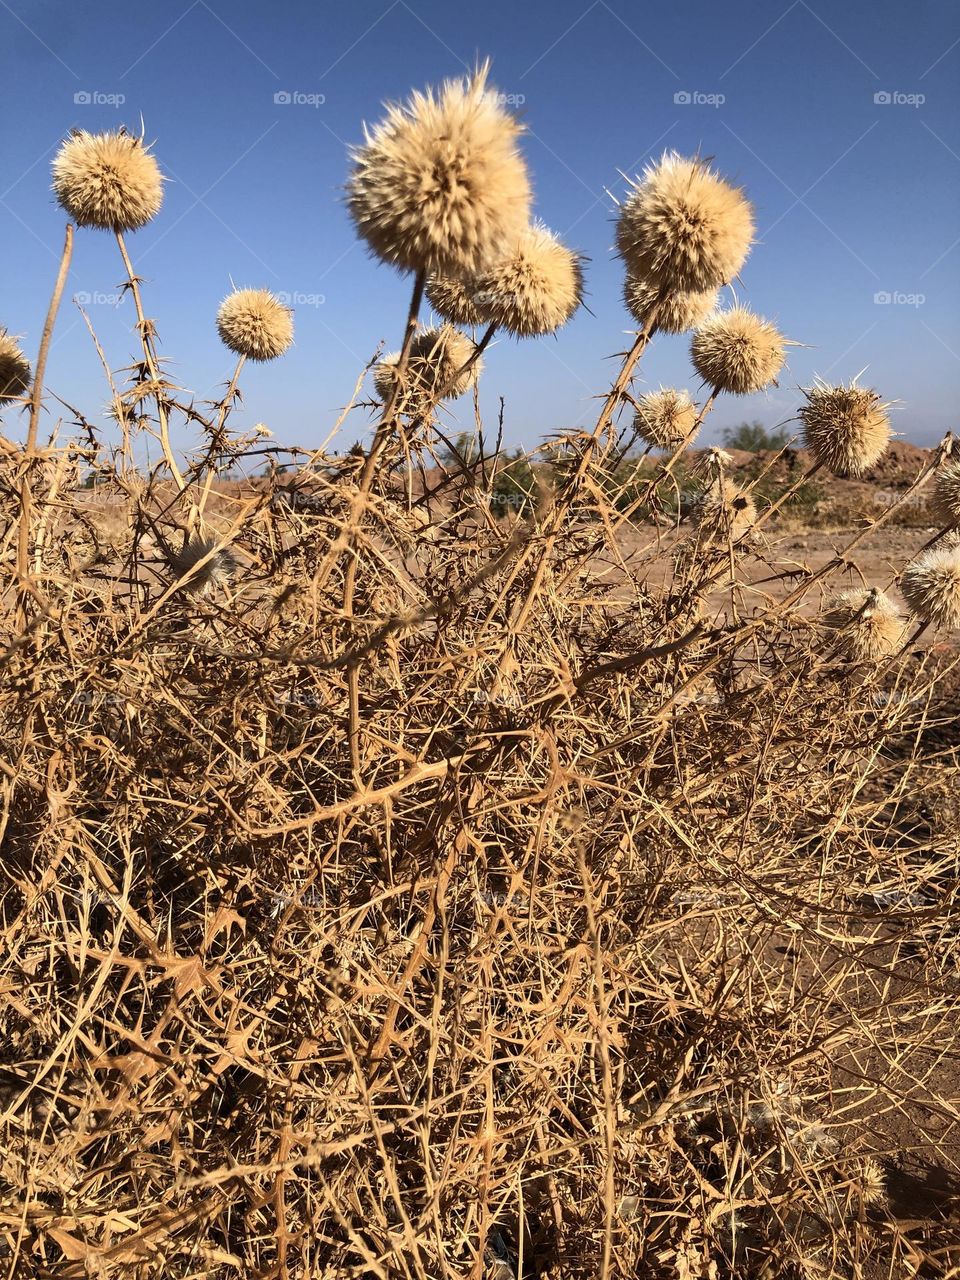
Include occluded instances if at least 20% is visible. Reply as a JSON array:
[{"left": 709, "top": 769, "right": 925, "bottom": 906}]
[{"left": 2, "top": 0, "right": 959, "bottom": 459}]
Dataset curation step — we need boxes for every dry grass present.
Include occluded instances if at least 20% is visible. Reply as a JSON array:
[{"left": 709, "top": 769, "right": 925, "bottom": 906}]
[{"left": 2, "top": 94, "right": 960, "bottom": 1280}]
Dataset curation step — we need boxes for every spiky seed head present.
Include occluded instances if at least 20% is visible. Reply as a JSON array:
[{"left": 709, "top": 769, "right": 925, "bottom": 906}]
[
  {"left": 633, "top": 388, "right": 699, "bottom": 451},
  {"left": 932, "top": 459, "right": 960, "bottom": 526},
  {"left": 373, "top": 325, "right": 481, "bottom": 410},
  {"left": 346, "top": 63, "right": 532, "bottom": 277},
  {"left": 694, "top": 476, "right": 756, "bottom": 543},
  {"left": 799, "top": 380, "right": 891, "bottom": 478},
  {"left": 855, "top": 1157, "right": 887, "bottom": 1207},
  {"left": 216, "top": 289, "right": 294, "bottom": 362},
  {"left": 616, "top": 153, "right": 754, "bottom": 293},
  {"left": 471, "top": 223, "right": 583, "bottom": 337},
  {"left": 52, "top": 130, "right": 163, "bottom": 231},
  {"left": 691, "top": 306, "right": 786, "bottom": 395},
  {"left": 821, "top": 587, "right": 904, "bottom": 661},
  {"left": 425, "top": 273, "right": 486, "bottom": 327},
  {"left": 168, "top": 534, "right": 236, "bottom": 597},
  {"left": 0, "top": 331, "right": 31, "bottom": 404},
  {"left": 623, "top": 272, "right": 719, "bottom": 335},
  {"left": 901, "top": 546, "right": 960, "bottom": 630}
]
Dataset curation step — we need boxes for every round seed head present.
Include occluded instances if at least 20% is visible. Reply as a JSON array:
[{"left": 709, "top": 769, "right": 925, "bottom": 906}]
[
  {"left": 373, "top": 325, "right": 481, "bottom": 410},
  {"left": 425, "top": 273, "right": 486, "bottom": 327},
  {"left": 616, "top": 153, "right": 754, "bottom": 292},
  {"left": 346, "top": 63, "right": 532, "bottom": 277},
  {"left": 472, "top": 223, "right": 583, "bottom": 337},
  {"left": 0, "top": 331, "right": 31, "bottom": 404},
  {"left": 901, "top": 546, "right": 960, "bottom": 630},
  {"left": 623, "top": 272, "right": 719, "bottom": 335},
  {"left": 216, "top": 289, "right": 294, "bottom": 362},
  {"left": 799, "top": 380, "right": 891, "bottom": 478},
  {"left": 855, "top": 1157, "right": 887, "bottom": 1207},
  {"left": 168, "top": 534, "right": 236, "bottom": 597},
  {"left": 633, "top": 388, "right": 699, "bottom": 451},
  {"left": 932, "top": 459, "right": 960, "bottom": 526},
  {"left": 821, "top": 587, "right": 904, "bottom": 660},
  {"left": 694, "top": 477, "right": 756, "bottom": 543},
  {"left": 691, "top": 306, "right": 786, "bottom": 395},
  {"left": 52, "top": 129, "right": 164, "bottom": 232}
]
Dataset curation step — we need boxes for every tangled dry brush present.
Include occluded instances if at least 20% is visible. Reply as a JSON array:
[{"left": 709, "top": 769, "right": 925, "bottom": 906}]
[{"left": 3, "top": 63, "right": 960, "bottom": 1279}]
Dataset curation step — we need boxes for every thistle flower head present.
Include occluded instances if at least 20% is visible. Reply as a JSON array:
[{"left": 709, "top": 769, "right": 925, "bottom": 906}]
[
  {"left": 855, "top": 1157, "right": 887, "bottom": 1207},
  {"left": 425, "top": 273, "right": 486, "bottom": 327},
  {"left": 616, "top": 153, "right": 754, "bottom": 292},
  {"left": 346, "top": 62, "right": 531, "bottom": 276},
  {"left": 0, "top": 331, "right": 31, "bottom": 404},
  {"left": 623, "top": 272, "right": 719, "bottom": 335},
  {"left": 633, "top": 388, "right": 699, "bottom": 451},
  {"left": 374, "top": 324, "right": 481, "bottom": 410},
  {"left": 168, "top": 534, "right": 236, "bottom": 597},
  {"left": 694, "top": 476, "right": 756, "bottom": 543},
  {"left": 901, "top": 546, "right": 960, "bottom": 630},
  {"left": 799, "top": 380, "right": 891, "bottom": 478},
  {"left": 52, "top": 129, "right": 164, "bottom": 232},
  {"left": 932, "top": 459, "right": 960, "bottom": 526},
  {"left": 472, "top": 223, "right": 583, "bottom": 337},
  {"left": 821, "top": 587, "right": 904, "bottom": 661},
  {"left": 216, "top": 289, "right": 294, "bottom": 362},
  {"left": 691, "top": 306, "right": 786, "bottom": 395}
]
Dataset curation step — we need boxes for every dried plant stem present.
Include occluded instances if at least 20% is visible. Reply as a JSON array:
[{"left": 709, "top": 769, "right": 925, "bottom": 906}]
[
  {"left": 195, "top": 354, "right": 246, "bottom": 526},
  {"left": 115, "top": 230, "right": 185, "bottom": 492},
  {"left": 26, "top": 224, "right": 73, "bottom": 455},
  {"left": 343, "top": 269, "right": 426, "bottom": 785},
  {"left": 17, "top": 223, "right": 73, "bottom": 623}
]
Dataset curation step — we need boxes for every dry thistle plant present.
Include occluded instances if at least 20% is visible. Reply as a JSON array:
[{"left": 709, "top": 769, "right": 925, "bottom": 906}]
[
  {"left": 0, "top": 331, "right": 31, "bottom": 403},
  {"left": 2, "top": 63, "right": 960, "bottom": 1280},
  {"left": 690, "top": 304, "right": 787, "bottom": 395}
]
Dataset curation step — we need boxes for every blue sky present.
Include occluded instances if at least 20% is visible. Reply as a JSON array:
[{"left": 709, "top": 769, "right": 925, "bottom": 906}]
[{"left": 2, "top": 0, "right": 959, "bottom": 460}]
